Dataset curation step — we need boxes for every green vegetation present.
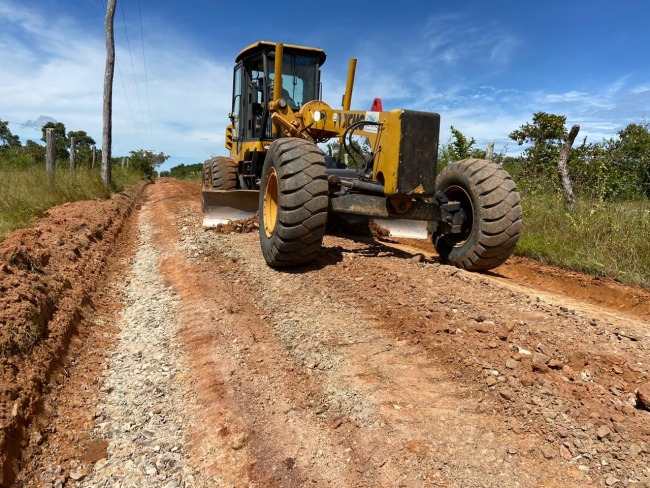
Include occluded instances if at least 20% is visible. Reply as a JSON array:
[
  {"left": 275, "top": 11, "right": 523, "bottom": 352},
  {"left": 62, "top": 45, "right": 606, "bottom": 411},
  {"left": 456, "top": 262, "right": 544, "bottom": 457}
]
[
  {"left": 438, "top": 126, "right": 486, "bottom": 171},
  {"left": 515, "top": 191, "right": 649, "bottom": 286},
  {"left": 0, "top": 118, "right": 156, "bottom": 242},
  {"left": 508, "top": 113, "right": 650, "bottom": 200},
  {"left": 325, "top": 138, "right": 371, "bottom": 169},
  {"left": 0, "top": 165, "right": 142, "bottom": 241},
  {"left": 160, "top": 162, "right": 203, "bottom": 181},
  {"left": 440, "top": 117, "right": 650, "bottom": 287},
  {"left": 3, "top": 114, "right": 649, "bottom": 287},
  {"left": 503, "top": 115, "right": 650, "bottom": 287},
  {"left": 128, "top": 149, "right": 169, "bottom": 178}
]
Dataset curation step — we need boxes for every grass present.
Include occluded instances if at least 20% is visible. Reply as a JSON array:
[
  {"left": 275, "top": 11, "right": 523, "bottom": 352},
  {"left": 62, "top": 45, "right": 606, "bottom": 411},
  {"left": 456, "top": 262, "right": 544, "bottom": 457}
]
[
  {"left": 0, "top": 165, "right": 143, "bottom": 242},
  {"left": 2, "top": 163, "right": 648, "bottom": 288},
  {"left": 516, "top": 191, "right": 650, "bottom": 287}
]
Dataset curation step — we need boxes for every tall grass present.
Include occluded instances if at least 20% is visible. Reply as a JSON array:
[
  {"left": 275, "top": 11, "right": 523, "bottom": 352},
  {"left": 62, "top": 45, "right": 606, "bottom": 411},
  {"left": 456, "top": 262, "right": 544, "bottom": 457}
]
[
  {"left": 0, "top": 165, "right": 143, "bottom": 241},
  {"left": 516, "top": 191, "right": 650, "bottom": 287}
]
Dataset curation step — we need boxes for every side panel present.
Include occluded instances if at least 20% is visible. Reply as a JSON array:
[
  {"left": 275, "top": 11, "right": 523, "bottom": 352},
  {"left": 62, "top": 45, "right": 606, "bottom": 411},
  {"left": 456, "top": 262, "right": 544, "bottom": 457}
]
[{"left": 397, "top": 110, "right": 440, "bottom": 195}]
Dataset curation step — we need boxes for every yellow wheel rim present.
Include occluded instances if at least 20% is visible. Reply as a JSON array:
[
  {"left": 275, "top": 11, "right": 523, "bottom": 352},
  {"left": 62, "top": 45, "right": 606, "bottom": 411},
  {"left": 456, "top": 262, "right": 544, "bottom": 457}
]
[{"left": 263, "top": 167, "right": 278, "bottom": 237}]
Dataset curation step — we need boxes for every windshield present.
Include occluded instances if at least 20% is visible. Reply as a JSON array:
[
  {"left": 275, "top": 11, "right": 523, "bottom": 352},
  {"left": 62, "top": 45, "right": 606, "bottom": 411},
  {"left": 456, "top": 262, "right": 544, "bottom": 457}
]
[{"left": 270, "top": 53, "right": 319, "bottom": 109}]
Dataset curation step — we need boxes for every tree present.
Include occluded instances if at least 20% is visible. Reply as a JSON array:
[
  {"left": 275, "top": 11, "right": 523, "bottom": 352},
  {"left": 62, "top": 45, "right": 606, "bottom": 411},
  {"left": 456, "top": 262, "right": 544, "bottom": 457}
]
[
  {"left": 325, "top": 138, "right": 371, "bottom": 169},
  {"left": 168, "top": 163, "right": 203, "bottom": 180},
  {"left": 438, "top": 126, "right": 486, "bottom": 171},
  {"left": 0, "top": 120, "right": 20, "bottom": 148},
  {"left": 510, "top": 112, "right": 579, "bottom": 205},
  {"left": 611, "top": 123, "right": 650, "bottom": 196},
  {"left": 509, "top": 112, "right": 568, "bottom": 174},
  {"left": 23, "top": 140, "right": 46, "bottom": 166},
  {"left": 40, "top": 121, "right": 69, "bottom": 159},
  {"left": 449, "top": 126, "right": 475, "bottom": 160},
  {"left": 128, "top": 149, "right": 169, "bottom": 178},
  {"left": 68, "top": 130, "right": 96, "bottom": 166}
]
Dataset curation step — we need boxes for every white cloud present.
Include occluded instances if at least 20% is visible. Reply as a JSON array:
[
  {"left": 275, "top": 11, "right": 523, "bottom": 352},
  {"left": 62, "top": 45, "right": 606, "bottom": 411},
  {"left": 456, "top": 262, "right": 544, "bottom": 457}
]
[
  {"left": 544, "top": 91, "right": 590, "bottom": 103},
  {"left": 3, "top": 2, "right": 648, "bottom": 174},
  {"left": 0, "top": 1, "right": 232, "bottom": 169},
  {"left": 605, "top": 75, "right": 629, "bottom": 96},
  {"left": 631, "top": 84, "right": 650, "bottom": 94}
]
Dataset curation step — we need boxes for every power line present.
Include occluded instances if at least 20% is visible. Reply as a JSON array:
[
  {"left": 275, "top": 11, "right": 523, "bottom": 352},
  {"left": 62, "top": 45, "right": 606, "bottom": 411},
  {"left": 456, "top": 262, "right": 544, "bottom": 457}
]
[
  {"left": 116, "top": 61, "right": 144, "bottom": 149},
  {"left": 138, "top": 0, "right": 154, "bottom": 148},
  {"left": 97, "top": 0, "right": 144, "bottom": 150},
  {"left": 120, "top": 0, "right": 150, "bottom": 147}
]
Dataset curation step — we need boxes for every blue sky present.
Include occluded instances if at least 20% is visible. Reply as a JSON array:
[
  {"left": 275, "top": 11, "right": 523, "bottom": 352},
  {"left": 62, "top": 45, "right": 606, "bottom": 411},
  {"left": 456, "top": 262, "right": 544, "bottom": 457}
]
[{"left": 1, "top": 0, "right": 649, "bottom": 171}]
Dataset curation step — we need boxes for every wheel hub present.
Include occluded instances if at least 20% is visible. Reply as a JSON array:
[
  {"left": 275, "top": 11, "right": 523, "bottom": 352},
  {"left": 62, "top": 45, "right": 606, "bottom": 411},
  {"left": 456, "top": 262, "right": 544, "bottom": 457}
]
[
  {"left": 444, "top": 184, "right": 474, "bottom": 245},
  {"left": 263, "top": 167, "right": 278, "bottom": 237}
]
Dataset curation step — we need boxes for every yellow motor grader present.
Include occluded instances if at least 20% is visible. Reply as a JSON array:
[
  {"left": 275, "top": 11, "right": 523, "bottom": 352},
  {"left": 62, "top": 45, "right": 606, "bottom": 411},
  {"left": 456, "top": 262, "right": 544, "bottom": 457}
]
[{"left": 202, "top": 41, "right": 522, "bottom": 270}]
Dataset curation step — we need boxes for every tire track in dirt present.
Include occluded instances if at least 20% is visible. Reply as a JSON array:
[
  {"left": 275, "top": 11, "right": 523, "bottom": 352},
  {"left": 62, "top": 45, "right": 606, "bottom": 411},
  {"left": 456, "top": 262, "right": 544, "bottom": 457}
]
[
  {"left": 0, "top": 183, "right": 147, "bottom": 487},
  {"left": 181, "top": 230, "right": 578, "bottom": 487},
  {"left": 161, "top": 177, "right": 649, "bottom": 487},
  {"left": 391, "top": 239, "right": 650, "bottom": 324},
  {"left": 77, "top": 216, "right": 197, "bottom": 488},
  {"left": 149, "top": 179, "right": 583, "bottom": 487},
  {"left": 147, "top": 181, "right": 367, "bottom": 487},
  {"left": 13, "top": 178, "right": 649, "bottom": 488}
]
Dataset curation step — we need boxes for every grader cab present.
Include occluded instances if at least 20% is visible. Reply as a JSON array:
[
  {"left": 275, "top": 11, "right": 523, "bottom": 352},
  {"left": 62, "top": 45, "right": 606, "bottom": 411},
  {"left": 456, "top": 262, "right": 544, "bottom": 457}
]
[{"left": 202, "top": 41, "right": 522, "bottom": 270}]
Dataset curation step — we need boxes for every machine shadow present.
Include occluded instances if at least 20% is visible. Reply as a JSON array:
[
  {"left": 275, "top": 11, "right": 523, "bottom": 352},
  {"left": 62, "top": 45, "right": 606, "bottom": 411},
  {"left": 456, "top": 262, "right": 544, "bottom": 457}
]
[{"left": 277, "top": 234, "right": 438, "bottom": 275}]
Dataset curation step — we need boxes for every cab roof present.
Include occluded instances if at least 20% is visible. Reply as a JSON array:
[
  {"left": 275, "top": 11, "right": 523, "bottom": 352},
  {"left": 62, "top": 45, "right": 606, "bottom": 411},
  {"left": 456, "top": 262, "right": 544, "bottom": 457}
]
[{"left": 236, "top": 41, "right": 327, "bottom": 65}]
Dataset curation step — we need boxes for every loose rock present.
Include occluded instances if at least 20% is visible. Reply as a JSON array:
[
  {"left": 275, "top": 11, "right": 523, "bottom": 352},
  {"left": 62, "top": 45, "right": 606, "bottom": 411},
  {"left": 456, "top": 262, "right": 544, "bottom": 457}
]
[{"left": 636, "top": 382, "right": 650, "bottom": 410}]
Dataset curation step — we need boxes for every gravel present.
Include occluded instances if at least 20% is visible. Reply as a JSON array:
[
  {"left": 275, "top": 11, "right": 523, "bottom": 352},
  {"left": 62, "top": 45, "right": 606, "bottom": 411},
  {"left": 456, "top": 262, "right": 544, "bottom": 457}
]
[{"left": 78, "top": 217, "right": 198, "bottom": 488}]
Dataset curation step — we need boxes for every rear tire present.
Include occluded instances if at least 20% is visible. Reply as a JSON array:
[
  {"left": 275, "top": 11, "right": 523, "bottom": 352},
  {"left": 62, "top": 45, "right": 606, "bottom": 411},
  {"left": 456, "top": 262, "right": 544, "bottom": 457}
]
[
  {"left": 210, "top": 156, "right": 237, "bottom": 190},
  {"left": 201, "top": 159, "right": 213, "bottom": 189},
  {"left": 258, "top": 139, "right": 329, "bottom": 267},
  {"left": 434, "top": 159, "right": 522, "bottom": 271}
]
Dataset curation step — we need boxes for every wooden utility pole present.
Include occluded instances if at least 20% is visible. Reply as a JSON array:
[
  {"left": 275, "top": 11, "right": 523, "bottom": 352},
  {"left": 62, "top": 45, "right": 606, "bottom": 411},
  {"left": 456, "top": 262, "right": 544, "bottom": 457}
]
[
  {"left": 91, "top": 146, "right": 97, "bottom": 168},
  {"left": 558, "top": 124, "right": 580, "bottom": 210},
  {"left": 45, "top": 128, "right": 56, "bottom": 178},
  {"left": 69, "top": 136, "right": 77, "bottom": 173},
  {"left": 102, "top": 0, "right": 117, "bottom": 186}
]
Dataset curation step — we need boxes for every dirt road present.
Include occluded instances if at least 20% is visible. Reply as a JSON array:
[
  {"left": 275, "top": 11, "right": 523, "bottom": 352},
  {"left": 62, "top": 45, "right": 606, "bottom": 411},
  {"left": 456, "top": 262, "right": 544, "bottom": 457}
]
[{"left": 5, "top": 178, "right": 650, "bottom": 487}]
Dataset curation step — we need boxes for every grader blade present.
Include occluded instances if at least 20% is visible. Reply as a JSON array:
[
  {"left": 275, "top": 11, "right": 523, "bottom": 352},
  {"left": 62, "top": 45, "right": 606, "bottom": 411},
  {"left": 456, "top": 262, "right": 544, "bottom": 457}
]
[
  {"left": 201, "top": 190, "right": 259, "bottom": 227},
  {"left": 374, "top": 219, "right": 429, "bottom": 239}
]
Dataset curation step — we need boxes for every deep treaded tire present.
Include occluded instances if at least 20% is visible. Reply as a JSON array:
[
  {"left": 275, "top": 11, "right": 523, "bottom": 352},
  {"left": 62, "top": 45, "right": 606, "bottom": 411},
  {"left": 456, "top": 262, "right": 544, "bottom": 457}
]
[
  {"left": 210, "top": 156, "right": 237, "bottom": 190},
  {"left": 201, "top": 159, "right": 213, "bottom": 190},
  {"left": 434, "top": 158, "right": 522, "bottom": 271},
  {"left": 259, "top": 139, "right": 329, "bottom": 267}
]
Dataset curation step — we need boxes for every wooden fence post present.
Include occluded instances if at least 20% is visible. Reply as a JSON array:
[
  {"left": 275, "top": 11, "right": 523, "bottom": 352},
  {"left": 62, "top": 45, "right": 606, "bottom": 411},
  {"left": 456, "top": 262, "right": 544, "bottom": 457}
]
[
  {"left": 69, "top": 137, "right": 77, "bottom": 173},
  {"left": 92, "top": 146, "right": 97, "bottom": 168},
  {"left": 46, "top": 128, "right": 56, "bottom": 178},
  {"left": 558, "top": 125, "right": 579, "bottom": 210},
  {"left": 121, "top": 157, "right": 125, "bottom": 169},
  {"left": 486, "top": 142, "right": 495, "bottom": 162}
]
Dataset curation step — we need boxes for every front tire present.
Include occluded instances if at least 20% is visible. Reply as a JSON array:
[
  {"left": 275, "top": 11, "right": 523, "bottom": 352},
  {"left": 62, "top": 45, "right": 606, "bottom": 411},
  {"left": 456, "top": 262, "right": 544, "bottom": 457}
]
[
  {"left": 434, "top": 159, "right": 522, "bottom": 271},
  {"left": 258, "top": 139, "right": 329, "bottom": 267}
]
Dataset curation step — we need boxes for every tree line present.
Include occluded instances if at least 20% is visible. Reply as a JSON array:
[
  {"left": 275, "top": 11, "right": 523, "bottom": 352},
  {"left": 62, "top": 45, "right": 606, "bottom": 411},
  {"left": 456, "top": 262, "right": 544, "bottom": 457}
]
[
  {"left": 158, "top": 163, "right": 203, "bottom": 179},
  {"left": 0, "top": 119, "right": 168, "bottom": 179},
  {"left": 439, "top": 113, "right": 650, "bottom": 201},
  {"left": 99, "top": 110, "right": 649, "bottom": 202}
]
